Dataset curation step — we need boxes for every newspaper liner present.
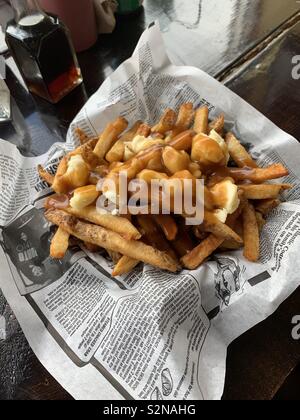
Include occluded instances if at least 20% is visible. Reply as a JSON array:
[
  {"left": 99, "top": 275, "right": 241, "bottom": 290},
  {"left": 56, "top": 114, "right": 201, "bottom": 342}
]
[{"left": 0, "top": 23, "right": 300, "bottom": 400}]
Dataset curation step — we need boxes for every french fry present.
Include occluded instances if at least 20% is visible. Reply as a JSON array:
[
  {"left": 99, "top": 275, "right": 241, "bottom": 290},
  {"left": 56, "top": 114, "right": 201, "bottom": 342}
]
[
  {"left": 66, "top": 207, "right": 141, "bottom": 241},
  {"left": 45, "top": 197, "right": 141, "bottom": 240},
  {"left": 70, "top": 137, "right": 99, "bottom": 157},
  {"left": 94, "top": 117, "right": 128, "bottom": 159},
  {"left": 220, "top": 218, "right": 244, "bottom": 250},
  {"left": 225, "top": 132, "right": 257, "bottom": 168},
  {"left": 203, "top": 211, "right": 243, "bottom": 243},
  {"left": 255, "top": 198, "right": 281, "bottom": 215},
  {"left": 151, "top": 109, "right": 177, "bottom": 134},
  {"left": 182, "top": 234, "right": 223, "bottom": 270},
  {"left": 51, "top": 156, "right": 69, "bottom": 193},
  {"left": 106, "top": 121, "right": 142, "bottom": 163},
  {"left": 167, "top": 130, "right": 194, "bottom": 151},
  {"left": 194, "top": 106, "right": 209, "bottom": 134},
  {"left": 136, "top": 123, "right": 151, "bottom": 137},
  {"left": 171, "top": 103, "right": 195, "bottom": 137},
  {"left": 181, "top": 200, "right": 245, "bottom": 269},
  {"left": 50, "top": 227, "right": 70, "bottom": 259},
  {"left": 112, "top": 256, "right": 139, "bottom": 277},
  {"left": 137, "top": 215, "right": 178, "bottom": 261},
  {"left": 172, "top": 224, "right": 194, "bottom": 257},
  {"left": 106, "top": 141, "right": 126, "bottom": 164},
  {"left": 45, "top": 209, "right": 180, "bottom": 272},
  {"left": 75, "top": 128, "right": 90, "bottom": 145},
  {"left": 208, "top": 114, "right": 225, "bottom": 134},
  {"left": 220, "top": 238, "right": 243, "bottom": 251},
  {"left": 153, "top": 215, "right": 178, "bottom": 241},
  {"left": 224, "top": 164, "right": 289, "bottom": 183},
  {"left": 238, "top": 184, "right": 289, "bottom": 200},
  {"left": 242, "top": 202, "right": 260, "bottom": 262},
  {"left": 81, "top": 141, "right": 101, "bottom": 169},
  {"left": 38, "top": 165, "right": 54, "bottom": 185},
  {"left": 256, "top": 212, "right": 266, "bottom": 232}
]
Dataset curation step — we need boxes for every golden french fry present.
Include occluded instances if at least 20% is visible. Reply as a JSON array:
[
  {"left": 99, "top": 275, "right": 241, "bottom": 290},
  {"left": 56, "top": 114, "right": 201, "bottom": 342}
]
[
  {"left": 94, "top": 117, "right": 128, "bottom": 159},
  {"left": 167, "top": 130, "right": 194, "bottom": 151},
  {"left": 218, "top": 217, "right": 244, "bottom": 251},
  {"left": 243, "top": 202, "right": 260, "bottom": 262},
  {"left": 50, "top": 227, "right": 70, "bottom": 259},
  {"left": 80, "top": 140, "right": 100, "bottom": 169},
  {"left": 209, "top": 114, "right": 225, "bottom": 134},
  {"left": 220, "top": 239, "right": 243, "bottom": 251},
  {"left": 153, "top": 214, "right": 178, "bottom": 241},
  {"left": 181, "top": 200, "right": 244, "bottom": 269},
  {"left": 38, "top": 165, "right": 54, "bottom": 185},
  {"left": 255, "top": 198, "right": 281, "bottom": 215},
  {"left": 112, "top": 256, "right": 139, "bottom": 277},
  {"left": 52, "top": 156, "right": 68, "bottom": 191},
  {"left": 151, "top": 109, "right": 177, "bottom": 134},
  {"left": 238, "top": 184, "right": 287, "bottom": 200},
  {"left": 194, "top": 106, "right": 209, "bottom": 134},
  {"left": 45, "top": 196, "right": 141, "bottom": 240},
  {"left": 136, "top": 123, "right": 151, "bottom": 137},
  {"left": 137, "top": 215, "right": 178, "bottom": 261},
  {"left": 75, "top": 127, "right": 90, "bottom": 145},
  {"left": 67, "top": 207, "right": 141, "bottom": 240},
  {"left": 106, "top": 121, "right": 142, "bottom": 163},
  {"left": 137, "top": 169, "right": 168, "bottom": 183},
  {"left": 171, "top": 103, "right": 195, "bottom": 137},
  {"left": 172, "top": 224, "right": 194, "bottom": 257},
  {"left": 70, "top": 137, "right": 99, "bottom": 157},
  {"left": 203, "top": 211, "right": 243, "bottom": 244},
  {"left": 182, "top": 234, "right": 223, "bottom": 270},
  {"left": 225, "top": 132, "right": 257, "bottom": 168},
  {"left": 223, "top": 164, "right": 289, "bottom": 183},
  {"left": 70, "top": 185, "right": 100, "bottom": 210},
  {"left": 106, "top": 140, "right": 125, "bottom": 163},
  {"left": 45, "top": 209, "right": 179, "bottom": 272},
  {"left": 256, "top": 212, "right": 266, "bottom": 232}
]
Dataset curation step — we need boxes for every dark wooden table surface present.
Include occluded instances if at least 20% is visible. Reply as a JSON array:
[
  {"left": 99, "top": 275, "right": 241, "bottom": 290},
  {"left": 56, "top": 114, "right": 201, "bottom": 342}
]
[{"left": 0, "top": 0, "right": 300, "bottom": 400}]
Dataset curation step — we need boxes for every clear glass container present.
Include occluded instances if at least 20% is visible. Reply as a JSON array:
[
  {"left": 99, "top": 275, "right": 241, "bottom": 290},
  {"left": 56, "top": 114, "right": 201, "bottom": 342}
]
[{"left": 5, "top": 0, "right": 83, "bottom": 103}]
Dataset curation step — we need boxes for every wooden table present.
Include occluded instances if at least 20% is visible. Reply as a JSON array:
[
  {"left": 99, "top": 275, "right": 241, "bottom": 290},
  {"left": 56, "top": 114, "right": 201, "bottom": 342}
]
[{"left": 0, "top": 0, "right": 300, "bottom": 400}]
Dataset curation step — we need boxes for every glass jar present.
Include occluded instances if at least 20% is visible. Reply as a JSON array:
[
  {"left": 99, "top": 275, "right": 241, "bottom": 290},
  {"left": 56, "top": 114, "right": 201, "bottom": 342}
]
[{"left": 6, "top": 0, "right": 83, "bottom": 103}]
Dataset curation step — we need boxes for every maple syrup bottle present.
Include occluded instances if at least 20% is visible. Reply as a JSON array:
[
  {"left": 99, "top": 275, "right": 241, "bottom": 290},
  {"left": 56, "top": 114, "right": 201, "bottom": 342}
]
[{"left": 5, "top": 0, "right": 83, "bottom": 103}]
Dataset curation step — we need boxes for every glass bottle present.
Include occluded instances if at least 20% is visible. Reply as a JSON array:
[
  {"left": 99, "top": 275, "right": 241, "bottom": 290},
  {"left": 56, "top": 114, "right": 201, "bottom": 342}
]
[{"left": 5, "top": 0, "right": 83, "bottom": 104}]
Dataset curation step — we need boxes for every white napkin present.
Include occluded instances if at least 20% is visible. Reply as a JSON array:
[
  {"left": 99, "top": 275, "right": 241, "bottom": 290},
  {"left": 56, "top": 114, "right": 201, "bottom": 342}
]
[{"left": 94, "top": 0, "right": 118, "bottom": 34}]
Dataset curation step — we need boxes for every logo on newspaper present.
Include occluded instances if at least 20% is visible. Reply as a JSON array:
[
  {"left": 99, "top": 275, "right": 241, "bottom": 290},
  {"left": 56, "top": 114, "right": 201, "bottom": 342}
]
[
  {"left": 0, "top": 56, "right": 5, "bottom": 79},
  {"left": 96, "top": 172, "right": 205, "bottom": 225},
  {"left": 292, "top": 55, "right": 300, "bottom": 80},
  {"left": 291, "top": 315, "right": 300, "bottom": 340},
  {"left": 212, "top": 256, "right": 246, "bottom": 307}
]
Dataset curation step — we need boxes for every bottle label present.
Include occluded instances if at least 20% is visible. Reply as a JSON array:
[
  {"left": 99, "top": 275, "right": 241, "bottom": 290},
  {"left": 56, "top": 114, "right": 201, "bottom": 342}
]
[{"left": 117, "top": 0, "right": 142, "bottom": 14}]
